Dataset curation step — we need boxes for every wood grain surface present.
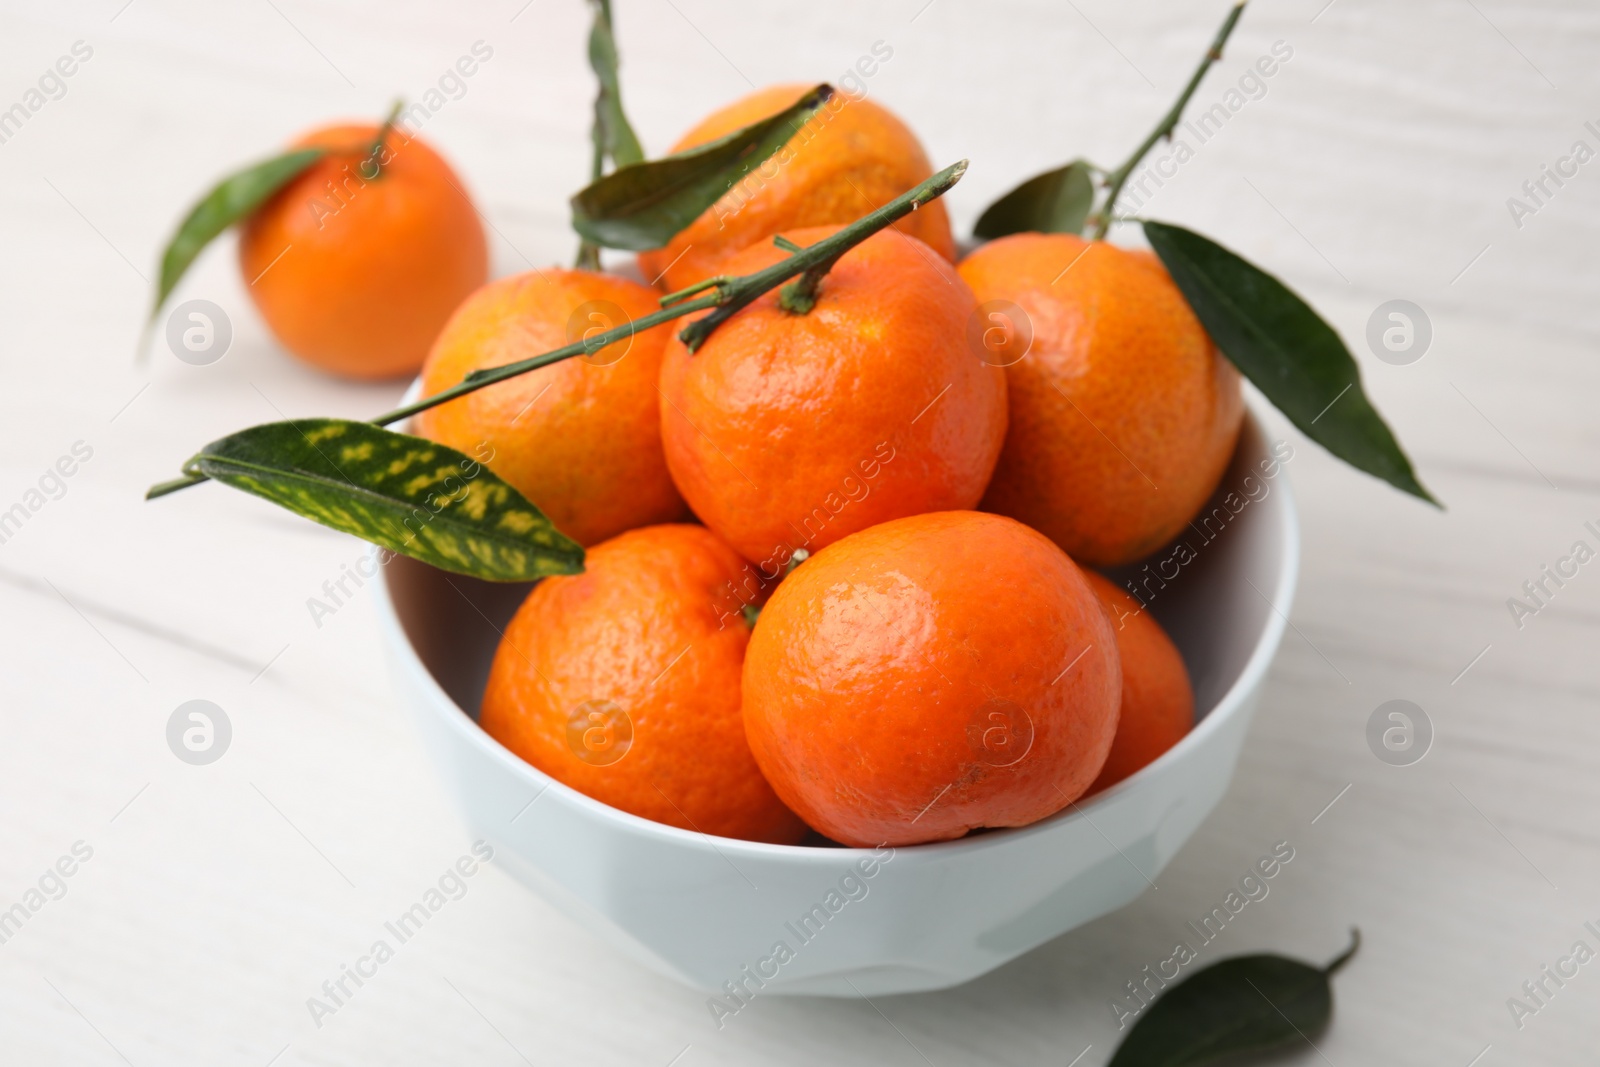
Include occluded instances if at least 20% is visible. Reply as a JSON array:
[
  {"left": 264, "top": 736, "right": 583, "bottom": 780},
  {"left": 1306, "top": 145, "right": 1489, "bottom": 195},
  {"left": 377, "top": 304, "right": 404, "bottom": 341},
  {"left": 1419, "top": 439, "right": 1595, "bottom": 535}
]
[{"left": 1, "top": 1, "right": 1596, "bottom": 1064}]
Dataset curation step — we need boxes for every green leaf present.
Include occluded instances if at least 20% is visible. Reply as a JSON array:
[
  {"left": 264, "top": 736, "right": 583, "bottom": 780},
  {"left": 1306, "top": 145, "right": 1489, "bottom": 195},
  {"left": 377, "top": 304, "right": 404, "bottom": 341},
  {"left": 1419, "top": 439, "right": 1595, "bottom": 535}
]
[
  {"left": 1144, "top": 221, "right": 1438, "bottom": 505},
  {"left": 181, "top": 419, "right": 583, "bottom": 582},
  {"left": 152, "top": 148, "right": 324, "bottom": 317},
  {"left": 587, "top": 0, "right": 644, "bottom": 169},
  {"left": 973, "top": 159, "right": 1095, "bottom": 239},
  {"left": 571, "top": 83, "right": 834, "bottom": 251},
  {"left": 1109, "top": 932, "right": 1359, "bottom": 1067}
]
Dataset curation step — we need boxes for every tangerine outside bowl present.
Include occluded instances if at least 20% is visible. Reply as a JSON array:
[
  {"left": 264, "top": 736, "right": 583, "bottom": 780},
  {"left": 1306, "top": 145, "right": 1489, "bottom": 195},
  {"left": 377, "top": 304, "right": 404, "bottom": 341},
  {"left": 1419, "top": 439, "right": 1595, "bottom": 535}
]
[{"left": 371, "top": 402, "right": 1298, "bottom": 997}]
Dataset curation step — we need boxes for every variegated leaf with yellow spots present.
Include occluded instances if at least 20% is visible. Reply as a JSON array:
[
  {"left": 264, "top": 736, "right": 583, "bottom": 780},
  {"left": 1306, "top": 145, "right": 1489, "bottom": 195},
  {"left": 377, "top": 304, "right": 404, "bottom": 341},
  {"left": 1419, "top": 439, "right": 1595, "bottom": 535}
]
[{"left": 183, "top": 419, "right": 583, "bottom": 581}]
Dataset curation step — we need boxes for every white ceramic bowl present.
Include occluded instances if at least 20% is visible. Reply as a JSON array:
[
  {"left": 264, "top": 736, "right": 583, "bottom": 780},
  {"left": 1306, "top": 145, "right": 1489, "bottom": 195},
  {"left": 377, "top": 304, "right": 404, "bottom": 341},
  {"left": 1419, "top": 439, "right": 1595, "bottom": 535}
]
[{"left": 373, "top": 404, "right": 1298, "bottom": 997}]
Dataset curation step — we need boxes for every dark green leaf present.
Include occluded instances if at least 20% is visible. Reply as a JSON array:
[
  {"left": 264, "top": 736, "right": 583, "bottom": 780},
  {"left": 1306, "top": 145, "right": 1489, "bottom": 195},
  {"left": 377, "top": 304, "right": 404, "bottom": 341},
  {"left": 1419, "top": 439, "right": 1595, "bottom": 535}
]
[
  {"left": 973, "top": 159, "right": 1095, "bottom": 239},
  {"left": 1110, "top": 956, "right": 1327, "bottom": 1067},
  {"left": 152, "top": 148, "right": 324, "bottom": 316},
  {"left": 1110, "top": 932, "right": 1358, "bottom": 1067},
  {"left": 571, "top": 83, "right": 834, "bottom": 251},
  {"left": 587, "top": 0, "right": 644, "bottom": 169},
  {"left": 1145, "top": 221, "right": 1437, "bottom": 505},
  {"left": 183, "top": 419, "right": 583, "bottom": 582}
]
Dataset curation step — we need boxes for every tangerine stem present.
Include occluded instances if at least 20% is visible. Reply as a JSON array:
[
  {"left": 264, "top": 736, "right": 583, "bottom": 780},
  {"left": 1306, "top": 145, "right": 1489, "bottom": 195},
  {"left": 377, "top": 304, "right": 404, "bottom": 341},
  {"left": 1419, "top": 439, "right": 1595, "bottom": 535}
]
[
  {"left": 774, "top": 234, "right": 833, "bottom": 315},
  {"left": 776, "top": 256, "right": 835, "bottom": 315},
  {"left": 386, "top": 163, "right": 965, "bottom": 410},
  {"left": 659, "top": 274, "right": 733, "bottom": 306},
  {"left": 1087, "top": 0, "right": 1248, "bottom": 240},
  {"left": 359, "top": 99, "right": 404, "bottom": 181},
  {"left": 680, "top": 159, "right": 967, "bottom": 349},
  {"left": 146, "top": 473, "right": 206, "bottom": 499},
  {"left": 1323, "top": 927, "right": 1361, "bottom": 977},
  {"left": 376, "top": 292, "right": 723, "bottom": 426}
]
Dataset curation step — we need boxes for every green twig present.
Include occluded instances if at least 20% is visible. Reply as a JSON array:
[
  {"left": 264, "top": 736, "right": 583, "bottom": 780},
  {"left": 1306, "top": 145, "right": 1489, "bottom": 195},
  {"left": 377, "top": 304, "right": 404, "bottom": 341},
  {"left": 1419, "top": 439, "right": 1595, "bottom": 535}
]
[
  {"left": 772, "top": 233, "right": 831, "bottom": 315},
  {"left": 777, "top": 256, "right": 839, "bottom": 315},
  {"left": 678, "top": 159, "right": 968, "bottom": 349},
  {"left": 359, "top": 99, "right": 404, "bottom": 180},
  {"left": 577, "top": 0, "right": 643, "bottom": 270},
  {"left": 146, "top": 473, "right": 207, "bottom": 499},
  {"left": 659, "top": 274, "right": 733, "bottom": 307},
  {"left": 1324, "top": 927, "right": 1361, "bottom": 977},
  {"left": 385, "top": 292, "right": 724, "bottom": 426},
  {"left": 1087, "top": 0, "right": 1248, "bottom": 239}
]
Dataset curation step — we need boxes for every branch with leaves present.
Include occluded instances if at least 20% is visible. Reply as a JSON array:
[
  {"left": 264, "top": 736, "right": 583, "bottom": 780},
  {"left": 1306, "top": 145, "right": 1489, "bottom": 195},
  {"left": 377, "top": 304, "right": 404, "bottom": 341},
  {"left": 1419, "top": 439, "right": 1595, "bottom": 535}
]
[
  {"left": 145, "top": 158, "right": 968, "bottom": 581},
  {"left": 973, "top": 0, "right": 1436, "bottom": 506},
  {"left": 140, "top": 98, "right": 411, "bottom": 359},
  {"left": 144, "top": 84, "right": 833, "bottom": 495}
]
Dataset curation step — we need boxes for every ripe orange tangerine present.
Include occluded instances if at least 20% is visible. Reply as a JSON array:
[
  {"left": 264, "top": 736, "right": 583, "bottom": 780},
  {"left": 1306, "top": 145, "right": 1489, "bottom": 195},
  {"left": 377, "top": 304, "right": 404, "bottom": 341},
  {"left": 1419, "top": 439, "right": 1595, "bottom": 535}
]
[
  {"left": 741, "top": 511, "right": 1121, "bottom": 847},
  {"left": 416, "top": 268, "right": 687, "bottom": 547},
  {"left": 480, "top": 524, "right": 807, "bottom": 844},
  {"left": 1081, "top": 571, "right": 1194, "bottom": 794},
  {"left": 959, "top": 233, "right": 1243, "bottom": 566},
  {"left": 239, "top": 123, "right": 487, "bottom": 380},
  {"left": 658, "top": 226, "right": 1007, "bottom": 570},
  {"left": 637, "top": 84, "right": 956, "bottom": 292}
]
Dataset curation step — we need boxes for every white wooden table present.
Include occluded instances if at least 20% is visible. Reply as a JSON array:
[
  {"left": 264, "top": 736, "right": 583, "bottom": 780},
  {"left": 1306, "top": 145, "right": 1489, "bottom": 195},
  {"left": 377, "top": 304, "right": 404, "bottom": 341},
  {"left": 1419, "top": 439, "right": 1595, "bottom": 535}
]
[{"left": 3, "top": 1, "right": 1598, "bottom": 1063}]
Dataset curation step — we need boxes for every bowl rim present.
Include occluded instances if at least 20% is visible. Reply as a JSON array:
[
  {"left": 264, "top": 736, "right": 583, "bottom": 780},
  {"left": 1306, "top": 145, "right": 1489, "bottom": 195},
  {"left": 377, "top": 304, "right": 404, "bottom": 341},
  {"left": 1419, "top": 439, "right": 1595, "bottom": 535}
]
[{"left": 373, "top": 396, "right": 1299, "bottom": 864}]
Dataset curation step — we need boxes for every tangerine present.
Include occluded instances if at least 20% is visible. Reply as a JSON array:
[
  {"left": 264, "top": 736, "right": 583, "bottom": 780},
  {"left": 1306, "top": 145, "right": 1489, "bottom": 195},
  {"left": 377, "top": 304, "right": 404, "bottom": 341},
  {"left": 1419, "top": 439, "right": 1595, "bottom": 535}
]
[
  {"left": 416, "top": 268, "right": 687, "bottom": 547},
  {"left": 958, "top": 233, "right": 1243, "bottom": 566},
  {"left": 658, "top": 226, "right": 1007, "bottom": 569},
  {"left": 637, "top": 84, "right": 955, "bottom": 292},
  {"left": 741, "top": 511, "right": 1120, "bottom": 847},
  {"left": 1081, "top": 571, "right": 1194, "bottom": 794},
  {"left": 239, "top": 122, "right": 487, "bottom": 380},
  {"left": 480, "top": 524, "right": 807, "bottom": 844}
]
